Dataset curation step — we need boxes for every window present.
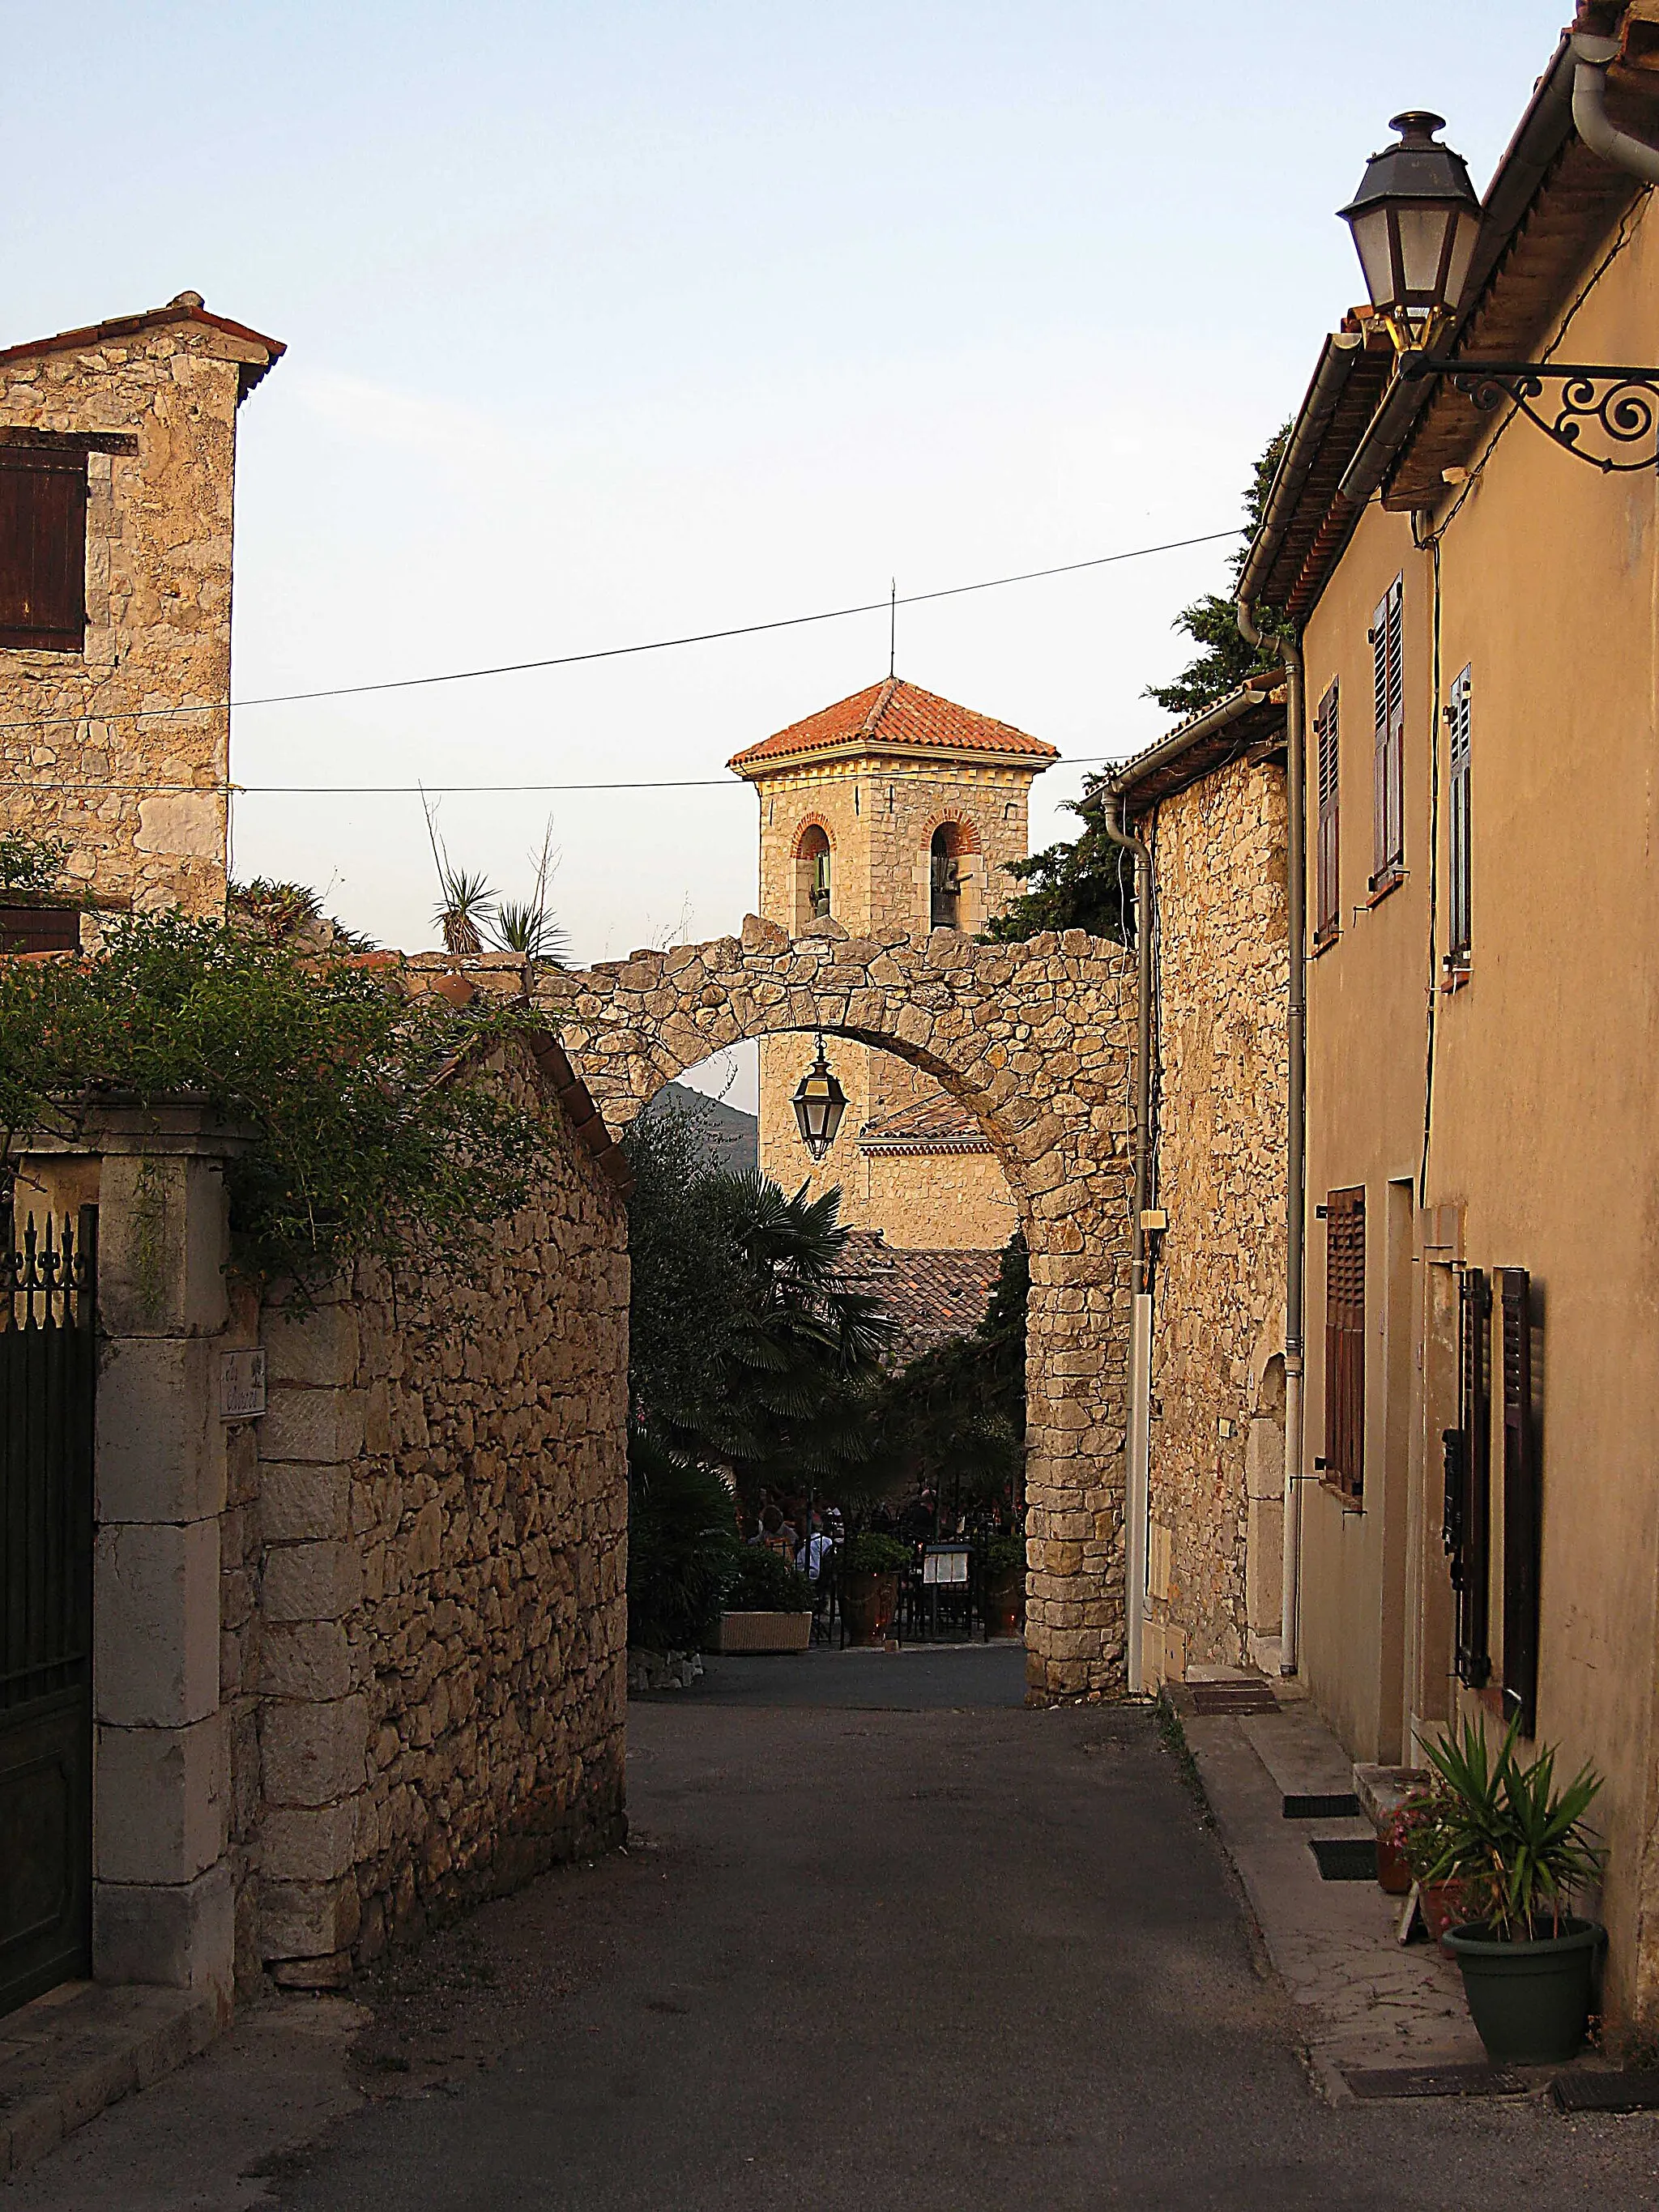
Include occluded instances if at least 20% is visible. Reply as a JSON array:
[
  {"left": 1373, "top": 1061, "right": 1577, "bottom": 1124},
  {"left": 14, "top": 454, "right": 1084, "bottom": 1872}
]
[
  {"left": 1448, "top": 665, "right": 1472, "bottom": 962},
  {"left": 0, "top": 444, "right": 87, "bottom": 653},
  {"left": 0, "top": 906, "right": 80, "bottom": 953},
  {"left": 1314, "top": 681, "right": 1340, "bottom": 944},
  {"left": 1499, "top": 1268, "right": 1539, "bottom": 1736},
  {"left": 1444, "top": 1265, "right": 1491, "bottom": 1689},
  {"left": 929, "top": 825, "right": 962, "bottom": 929},
  {"left": 1321, "top": 1187, "right": 1366, "bottom": 1500},
  {"left": 794, "top": 824, "right": 831, "bottom": 928},
  {"left": 1370, "top": 577, "right": 1405, "bottom": 886}
]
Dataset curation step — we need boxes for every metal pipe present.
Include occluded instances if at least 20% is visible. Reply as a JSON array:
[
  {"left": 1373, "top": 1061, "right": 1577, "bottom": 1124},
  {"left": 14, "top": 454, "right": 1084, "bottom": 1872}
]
[
  {"left": 1238, "top": 598, "right": 1307, "bottom": 1677},
  {"left": 1099, "top": 790, "right": 1153, "bottom": 1691},
  {"left": 1572, "top": 28, "right": 1659, "bottom": 185}
]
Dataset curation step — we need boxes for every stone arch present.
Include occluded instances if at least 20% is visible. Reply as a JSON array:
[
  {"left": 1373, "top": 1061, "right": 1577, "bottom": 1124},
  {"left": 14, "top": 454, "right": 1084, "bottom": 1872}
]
[{"left": 536, "top": 914, "right": 1136, "bottom": 1701}]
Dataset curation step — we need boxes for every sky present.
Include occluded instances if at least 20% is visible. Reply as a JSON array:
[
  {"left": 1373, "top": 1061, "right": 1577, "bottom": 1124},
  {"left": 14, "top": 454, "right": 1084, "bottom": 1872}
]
[{"left": 2, "top": 0, "right": 1563, "bottom": 1110}]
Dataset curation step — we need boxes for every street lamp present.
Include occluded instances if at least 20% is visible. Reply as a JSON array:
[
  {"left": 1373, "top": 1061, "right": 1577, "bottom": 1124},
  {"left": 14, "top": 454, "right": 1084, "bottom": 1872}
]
[
  {"left": 1339, "top": 110, "right": 1482, "bottom": 353},
  {"left": 791, "top": 1036, "right": 846, "bottom": 1161}
]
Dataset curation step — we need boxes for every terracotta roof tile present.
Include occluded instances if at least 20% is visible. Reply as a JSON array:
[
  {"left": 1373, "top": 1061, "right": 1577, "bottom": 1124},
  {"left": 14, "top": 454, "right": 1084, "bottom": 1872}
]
[
  {"left": 858, "top": 1096, "right": 992, "bottom": 1153},
  {"left": 728, "top": 677, "right": 1058, "bottom": 774},
  {"left": 0, "top": 295, "right": 286, "bottom": 401},
  {"left": 834, "top": 1231, "right": 1003, "bottom": 1363}
]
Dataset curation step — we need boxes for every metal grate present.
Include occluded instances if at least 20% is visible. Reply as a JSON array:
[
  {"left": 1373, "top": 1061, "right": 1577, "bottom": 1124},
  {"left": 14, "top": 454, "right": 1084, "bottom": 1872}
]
[{"left": 1345, "top": 2063, "right": 1531, "bottom": 2101}]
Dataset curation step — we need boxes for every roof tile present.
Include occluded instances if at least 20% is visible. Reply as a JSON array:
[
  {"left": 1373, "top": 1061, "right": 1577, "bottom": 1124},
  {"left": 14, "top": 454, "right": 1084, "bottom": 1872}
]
[{"left": 728, "top": 677, "right": 1057, "bottom": 774}]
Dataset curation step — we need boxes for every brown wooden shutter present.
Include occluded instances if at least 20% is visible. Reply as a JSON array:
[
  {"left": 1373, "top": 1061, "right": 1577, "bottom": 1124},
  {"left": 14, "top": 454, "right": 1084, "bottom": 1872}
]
[
  {"left": 1322, "top": 1187, "right": 1365, "bottom": 1499},
  {"left": 1448, "top": 666, "right": 1472, "bottom": 958},
  {"left": 1499, "top": 1268, "right": 1539, "bottom": 1735},
  {"left": 1370, "top": 578, "right": 1404, "bottom": 884},
  {"left": 1444, "top": 1265, "right": 1491, "bottom": 1689},
  {"left": 0, "top": 446, "right": 87, "bottom": 652},
  {"left": 1316, "top": 681, "right": 1340, "bottom": 942}
]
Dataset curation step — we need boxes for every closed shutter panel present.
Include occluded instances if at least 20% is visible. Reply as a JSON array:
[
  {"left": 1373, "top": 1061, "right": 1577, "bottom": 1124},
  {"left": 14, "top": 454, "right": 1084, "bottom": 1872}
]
[
  {"left": 1371, "top": 578, "right": 1405, "bottom": 884},
  {"left": 1316, "top": 682, "right": 1340, "bottom": 941},
  {"left": 1444, "top": 1265, "right": 1491, "bottom": 1688},
  {"left": 0, "top": 447, "right": 87, "bottom": 653},
  {"left": 1323, "top": 1187, "right": 1366, "bottom": 1499},
  {"left": 1499, "top": 1268, "right": 1540, "bottom": 1735},
  {"left": 1448, "top": 667, "right": 1472, "bottom": 957}
]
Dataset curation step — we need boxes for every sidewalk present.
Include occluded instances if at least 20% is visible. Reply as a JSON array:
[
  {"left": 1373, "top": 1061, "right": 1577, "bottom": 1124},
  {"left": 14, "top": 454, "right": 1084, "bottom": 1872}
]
[{"left": 1171, "top": 1671, "right": 1520, "bottom": 2100}]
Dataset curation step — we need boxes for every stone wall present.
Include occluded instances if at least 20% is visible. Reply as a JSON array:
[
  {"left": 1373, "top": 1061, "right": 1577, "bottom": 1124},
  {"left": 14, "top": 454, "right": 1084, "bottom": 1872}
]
[
  {"left": 241, "top": 1042, "right": 629, "bottom": 1988},
  {"left": 0, "top": 297, "right": 280, "bottom": 918},
  {"left": 1139, "top": 754, "right": 1289, "bottom": 1684}
]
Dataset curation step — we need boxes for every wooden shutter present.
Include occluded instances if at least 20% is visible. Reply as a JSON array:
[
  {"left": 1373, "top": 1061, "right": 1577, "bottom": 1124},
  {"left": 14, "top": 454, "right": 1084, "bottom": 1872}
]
[
  {"left": 1444, "top": 1265, "right": 1491, "bottom": 1689},
  {"left": 0, "top": 446, "right": 87, "bottom": 653},
  {"left": 1370, "top": 578, "right": 1404, "bottom": 884},
  {"left": 1322, "top": 1187, "right": 1365, "bottom": 1499},
  {"left": 1499, "top": 1268, "right": 1540, "bottom": 1735},
  {"left": 1448, "top": 666, "right": 1472, "bottom": 958},
  {"left": 1315, "top": 682, "right": 1340, "bottom": 942}
]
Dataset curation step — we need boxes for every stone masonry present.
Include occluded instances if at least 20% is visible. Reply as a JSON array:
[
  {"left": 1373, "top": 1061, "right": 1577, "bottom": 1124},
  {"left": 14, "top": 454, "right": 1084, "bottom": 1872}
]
[
  {"left": 536, "top": 914, "right": 1137, "bottom": 1701},
  {"left": 1138, "top": 753, "right": 1289, "bottom": 1684},
  {"left": 241, "top": 1039, "right": 629, "bottom": 1988},
  {"left": 0, "top": 296, "right": 283, "bottom": 918}
]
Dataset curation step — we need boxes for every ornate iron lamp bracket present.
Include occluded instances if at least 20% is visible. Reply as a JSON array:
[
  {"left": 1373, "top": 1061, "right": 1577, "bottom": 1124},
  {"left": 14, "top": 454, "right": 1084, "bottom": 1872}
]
[{"left": 1400, "top": 356, "right": 1659, "bottom": 474}]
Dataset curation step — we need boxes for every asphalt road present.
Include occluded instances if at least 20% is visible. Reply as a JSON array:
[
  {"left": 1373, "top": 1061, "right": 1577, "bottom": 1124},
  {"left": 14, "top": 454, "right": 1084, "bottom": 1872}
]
[{"left": 255, "top": 1646, "right": 1659, "bottom": 2212}]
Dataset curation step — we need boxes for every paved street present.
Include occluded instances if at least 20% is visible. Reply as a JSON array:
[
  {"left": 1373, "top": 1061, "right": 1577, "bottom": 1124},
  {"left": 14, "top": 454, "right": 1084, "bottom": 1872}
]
[{"left": 15, "top": 1647, "right": 1659, "bottom": 2209}]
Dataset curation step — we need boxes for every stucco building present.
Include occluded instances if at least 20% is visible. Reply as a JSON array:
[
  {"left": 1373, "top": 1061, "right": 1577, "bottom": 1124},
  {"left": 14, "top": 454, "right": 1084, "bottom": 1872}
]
[{"left": 727, "top": 676, "right": 1056, "bottom": 1252}]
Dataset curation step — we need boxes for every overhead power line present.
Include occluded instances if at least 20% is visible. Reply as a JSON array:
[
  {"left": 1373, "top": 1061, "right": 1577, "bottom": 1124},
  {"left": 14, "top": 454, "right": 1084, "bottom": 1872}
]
[{"left": 0, "top": 525, "right": 1243, "bottom": 739}]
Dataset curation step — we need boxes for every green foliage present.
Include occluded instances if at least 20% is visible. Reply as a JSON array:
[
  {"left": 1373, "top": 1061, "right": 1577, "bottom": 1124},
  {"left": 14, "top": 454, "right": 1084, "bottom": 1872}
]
[
  {"left": 981, "top": 1532, "right": 1026, "bottom": 1579},
  {"left": 0, "top": 834, "right": 70, "bottom": 893},
  {"left": 726, "top": 1546, "right": 812, "bottom": 1613},
  {"left": 1144, "top": 423, "right": 1292, "bottom": 717},
  {"left": 863, "top": 1231, "right": 1028, "bottom": 1501},
  {"left": 843, "top": 1532, "right": 911, "bottom": 1575},
  {"left": 0, "top": 908, "right": 547, "bottom": 1289},
  {"left": 622, "top": 1108, "right": 894, "bottom": 1487},
  {"left": 228, "top": 878, "right": 377, "bottom": 953},
  {"left": 625, "top": 1428, "right": 739, "bottom": 1651},
  {"left": 1417, "top": 1716, "right": 1605, "bottom": 1939},
  {"left": 488, "top": 900, "right": 569, "bottom": 961}
]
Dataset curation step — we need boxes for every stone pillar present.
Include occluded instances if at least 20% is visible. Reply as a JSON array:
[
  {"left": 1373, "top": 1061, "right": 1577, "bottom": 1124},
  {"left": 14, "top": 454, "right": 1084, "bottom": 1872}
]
[{"left": 78, "top": 1108, "right": 250, "bottom": 2019}]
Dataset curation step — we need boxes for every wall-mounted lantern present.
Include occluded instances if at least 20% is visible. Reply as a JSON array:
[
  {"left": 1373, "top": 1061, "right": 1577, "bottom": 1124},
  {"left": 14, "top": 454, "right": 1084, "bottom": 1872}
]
[
  {"left": 791, "top": 1036, "right": 847, "bottom": 1161},
  {"left": 1338, "top": 110, "right": 1482, "bottom": 354}
]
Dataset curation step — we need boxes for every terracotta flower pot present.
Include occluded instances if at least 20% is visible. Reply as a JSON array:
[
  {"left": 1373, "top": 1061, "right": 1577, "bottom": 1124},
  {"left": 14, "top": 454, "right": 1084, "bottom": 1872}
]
[
  {"left": 841, "top": 1569, "right": 899, "bottom": 1647},
  {"left": 1419, "top": 1879, "right": 1474, "bottom": 1946},
  {"left": 1375, "top": 1833, "right": 1413, "bottom": 1895}
]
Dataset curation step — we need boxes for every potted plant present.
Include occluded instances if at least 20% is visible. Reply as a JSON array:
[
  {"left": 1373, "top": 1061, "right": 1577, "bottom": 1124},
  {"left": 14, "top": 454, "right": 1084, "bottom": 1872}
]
[
  {"left": 1419, "top": 1715, "right": 1605, "bottom": 2063},
  {"left": 840, "top": 1532, "right": 911, "bottom": 1647},
  {"left": 980, "top": 1532, "right": 1026, "bottom": 1639},
  {"left": 716, "top": 1547, "right": 814, "bottom": 1654}
]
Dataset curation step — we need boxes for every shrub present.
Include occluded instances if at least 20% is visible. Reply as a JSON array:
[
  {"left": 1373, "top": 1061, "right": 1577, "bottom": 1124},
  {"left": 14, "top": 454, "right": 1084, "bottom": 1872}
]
[
  {"left": 843, "top": 1532, "right": 911, "bottom": 1575},
  {"left": 982, "top": 1532, "right": 1026, "bottom": 1579},
  {"left": 626, "top": 1435, "right": 739, "bottom": 1652},
  {"left": 726, "top": 1547, "right": 812, "bottom": 1613},
  {"left": 1417, "top": 1716, "right": 1605, "bottom": 1939}
]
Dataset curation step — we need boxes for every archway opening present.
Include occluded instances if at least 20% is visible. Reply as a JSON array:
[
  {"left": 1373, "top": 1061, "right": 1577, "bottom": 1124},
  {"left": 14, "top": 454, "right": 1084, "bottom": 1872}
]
[
  {"left": 929, "top": 825, "right": 962, "bottom": 931},
  {"left": 793, "top": 824, "right": 832, "bottom": 931}
]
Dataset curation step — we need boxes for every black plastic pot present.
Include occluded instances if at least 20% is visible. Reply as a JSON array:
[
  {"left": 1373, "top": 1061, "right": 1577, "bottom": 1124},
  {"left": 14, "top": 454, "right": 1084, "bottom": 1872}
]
[{"left": 1442, "top": 1918, "right": 1604, "bottom": 2063}]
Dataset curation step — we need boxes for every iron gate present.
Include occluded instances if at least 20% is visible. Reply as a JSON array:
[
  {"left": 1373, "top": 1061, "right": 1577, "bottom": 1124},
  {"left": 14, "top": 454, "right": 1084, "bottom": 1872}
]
[{"left": 0, "top": 1202, "right": 96, "bottom": 2018}]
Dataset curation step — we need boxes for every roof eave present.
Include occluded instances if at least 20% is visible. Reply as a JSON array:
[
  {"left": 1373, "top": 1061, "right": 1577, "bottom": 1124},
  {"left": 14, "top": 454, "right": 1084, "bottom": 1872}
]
[
  {"left": 727, "top": 738, "right": 1060, "bottom": 780},
  {"left": 1107, "top": 683, "right": 1286, "bottom": 814}
]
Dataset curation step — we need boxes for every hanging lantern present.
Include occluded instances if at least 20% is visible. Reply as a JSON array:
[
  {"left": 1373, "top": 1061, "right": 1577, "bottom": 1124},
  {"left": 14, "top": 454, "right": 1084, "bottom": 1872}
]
[
  {"left": 1338, "top": 111, "right": 1482, "bottom": 352},
  {"left": 791, "top": 1036, "right": 847, "bottom": 1161}
]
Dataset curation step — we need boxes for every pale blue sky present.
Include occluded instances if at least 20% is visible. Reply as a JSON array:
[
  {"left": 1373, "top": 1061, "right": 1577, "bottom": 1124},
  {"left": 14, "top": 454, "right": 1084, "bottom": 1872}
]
[{"left": 4, "top": 2, "right": 1559, "bottom": 990}]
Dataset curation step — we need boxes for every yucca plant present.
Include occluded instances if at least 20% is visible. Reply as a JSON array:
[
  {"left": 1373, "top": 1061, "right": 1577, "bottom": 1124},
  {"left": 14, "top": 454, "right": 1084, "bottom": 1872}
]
[{"left": 1418, "top": 1715, "right": 1603, "bottom": 1940}]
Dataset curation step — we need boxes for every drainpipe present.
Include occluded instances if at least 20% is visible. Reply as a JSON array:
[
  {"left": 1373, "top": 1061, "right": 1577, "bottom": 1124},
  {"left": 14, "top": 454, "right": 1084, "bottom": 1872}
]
[
  {"left": 1100, "top": 791, "right": 1154, "bottom": 1694},
  {"left": 1572, "top": 27, "right": 1659, "bottom": 185},
  {"left": 1238, "top": 599, "right": 1307, "bottom": 1677}
]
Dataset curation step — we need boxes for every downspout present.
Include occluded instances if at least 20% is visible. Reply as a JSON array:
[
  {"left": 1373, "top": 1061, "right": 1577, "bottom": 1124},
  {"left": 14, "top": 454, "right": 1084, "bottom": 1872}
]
[
  {"left": 1238, "top": 598, "right": 1307, "bottom": 1677},
  {"left": 1572, "top": 28, "right": 1659, "bottom": 185},
  {"left": 1100, "top": 791, "right": 1154, "bottom": 1694}
]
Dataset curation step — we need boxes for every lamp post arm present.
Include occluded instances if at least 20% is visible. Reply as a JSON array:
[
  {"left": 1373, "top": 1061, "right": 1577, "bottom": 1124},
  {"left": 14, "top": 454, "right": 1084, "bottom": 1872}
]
[{"left": 1572, "top": 28, "right": 1659, "bottom": 185}]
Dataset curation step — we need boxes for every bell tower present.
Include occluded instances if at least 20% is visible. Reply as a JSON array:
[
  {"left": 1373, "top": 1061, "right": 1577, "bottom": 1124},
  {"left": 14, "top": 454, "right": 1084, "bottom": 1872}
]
[{"left": 727, "top": 676, "right": 1056, "bottom": 1251}]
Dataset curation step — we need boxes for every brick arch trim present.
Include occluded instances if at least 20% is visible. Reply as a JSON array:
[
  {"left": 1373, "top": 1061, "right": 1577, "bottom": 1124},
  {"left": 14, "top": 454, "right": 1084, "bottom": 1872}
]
[
  {"left": 789, "top": 813, "right": 836, "bottom": 859},
  {"left": 920, "top": 810, "right": 983, "bottom": 856}
]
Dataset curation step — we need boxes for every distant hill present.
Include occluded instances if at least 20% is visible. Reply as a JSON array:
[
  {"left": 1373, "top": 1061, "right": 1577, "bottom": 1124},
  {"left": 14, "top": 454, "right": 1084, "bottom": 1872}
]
[{"left": 643, "top": 1080, "right": 758, "bottom": 1172}]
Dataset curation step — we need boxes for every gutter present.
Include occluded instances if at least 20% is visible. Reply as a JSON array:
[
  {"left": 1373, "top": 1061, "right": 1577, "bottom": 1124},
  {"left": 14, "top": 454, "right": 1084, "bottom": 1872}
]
[
  {"left": 1102, "top": 681, "right": 1279, "bottom": 1692},
  {"left": 1236, "top": 333, "right": 1367, "bottom": 617},
  {"left": 1572, "top": 27, "right": 1659, "bottom": 184}
]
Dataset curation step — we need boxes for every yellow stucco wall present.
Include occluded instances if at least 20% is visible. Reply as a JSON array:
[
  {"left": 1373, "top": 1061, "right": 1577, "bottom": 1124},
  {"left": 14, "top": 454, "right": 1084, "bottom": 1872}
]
[{"left": 1297, "top": 190, "right": 1659, "bottom": 2033}]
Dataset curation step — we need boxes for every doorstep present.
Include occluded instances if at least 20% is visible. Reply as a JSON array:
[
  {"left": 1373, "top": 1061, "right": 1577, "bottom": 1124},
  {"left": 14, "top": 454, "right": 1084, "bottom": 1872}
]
[
  {"left": 0, "top": 1980, "right": 218, "bottom": 2180},
  {"left": 1168, "top": 1678, "right": 1488, "bottom": 2099}
]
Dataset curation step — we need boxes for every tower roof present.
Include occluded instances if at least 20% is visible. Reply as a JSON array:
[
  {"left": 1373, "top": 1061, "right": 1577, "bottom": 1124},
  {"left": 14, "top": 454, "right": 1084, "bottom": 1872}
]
[{"left": 727, "top": 677, "right": 1059, "bottom": 778}]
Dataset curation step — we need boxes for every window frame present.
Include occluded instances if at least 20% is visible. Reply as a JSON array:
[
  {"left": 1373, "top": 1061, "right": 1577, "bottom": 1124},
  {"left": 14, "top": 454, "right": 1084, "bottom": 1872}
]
[
  {"left": 1320, "top": 1186, "right": 1367, "bottom": 1503},
  {"left": 1370, "top": 577, "right": 1405, "bottom": 890}
]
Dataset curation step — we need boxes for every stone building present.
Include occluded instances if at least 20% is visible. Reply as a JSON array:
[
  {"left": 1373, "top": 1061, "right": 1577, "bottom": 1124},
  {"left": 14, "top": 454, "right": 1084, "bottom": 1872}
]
[
  {"left": 727, "top": 676, "right": 1056, "bottom": 1253},
  {"left": 0, "top": 293, "right": 283, "bottom": 929},
  {"left": 1107, "top": 690, "right": 1290, "bottom": 1687}
]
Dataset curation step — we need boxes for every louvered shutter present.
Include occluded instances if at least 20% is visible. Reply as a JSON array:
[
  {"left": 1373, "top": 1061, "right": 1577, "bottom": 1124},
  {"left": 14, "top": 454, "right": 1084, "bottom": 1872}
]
[
  {"left": 1444, "top": 1266, "right": 1491, "bottom": 1688},
  {"left": 1448, "top": 667, "right": 1472, "bottom": 958},
  {"left": 1316, "top": 682, "right": 1340, "bottom": 941},
  {"left": 0, "top": 446, "right": 87, "bottom": 652},
  {"left": 1371, "top": 578, "right": 1405, "bottom": 884},
  {"left": 1499, "top": 1268, "right": 1539, "bottom": 1735},
  {"left": 1322, "top": 1187, "right": 1366, "bottom": 1499}
]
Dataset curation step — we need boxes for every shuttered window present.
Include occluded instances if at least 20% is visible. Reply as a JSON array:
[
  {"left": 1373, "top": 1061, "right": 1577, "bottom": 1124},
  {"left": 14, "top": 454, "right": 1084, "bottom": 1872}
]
[
  {"left": 1444, "top": 1266, "right": 1491, "bottom": 1690},
  {"left": 1499, "top": 1268, "right": 1540, "bottom": 1735},
  {"left": 1315, "top": 681, "right": 1340, "bottom": 944},
  {"left": 1321, "top": 1187, "right": 1365, "bottom": 1500},
  {"left": 1448, "top": 665, "right": 1472, "bottom": 961},
  {"left": 0, "top": 445, "right": 87, "bottom": 654},
  {"left": 1370, "top": 577, "right": 1405, "bottom": 886}
]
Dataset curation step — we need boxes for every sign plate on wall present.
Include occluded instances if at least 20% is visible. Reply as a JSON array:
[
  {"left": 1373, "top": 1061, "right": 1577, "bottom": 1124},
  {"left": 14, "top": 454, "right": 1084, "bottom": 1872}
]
[{"left": 220, "top": 1349, "right": 267, "bottom": 1421}]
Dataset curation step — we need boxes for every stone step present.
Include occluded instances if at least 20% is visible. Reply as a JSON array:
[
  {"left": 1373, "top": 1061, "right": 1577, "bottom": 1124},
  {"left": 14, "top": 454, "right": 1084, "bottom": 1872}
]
[{"left": 0, "top": 1980, "right": 217, "bottom": 2181}]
